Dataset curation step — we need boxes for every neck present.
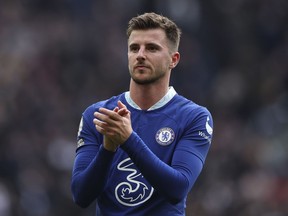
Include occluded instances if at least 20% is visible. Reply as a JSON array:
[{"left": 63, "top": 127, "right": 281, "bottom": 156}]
[{"left": 129, "top": 80, "right": 169, "bottom": 110}]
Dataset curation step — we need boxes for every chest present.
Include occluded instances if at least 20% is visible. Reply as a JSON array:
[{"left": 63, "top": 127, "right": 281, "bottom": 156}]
[{"left": 130, "top": 111, "right": 182, "bottom": 162}]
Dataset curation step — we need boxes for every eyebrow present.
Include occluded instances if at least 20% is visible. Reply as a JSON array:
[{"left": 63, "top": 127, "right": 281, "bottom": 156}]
[{"left": 129, "top": 42, "right": 162, "bottom": 48}]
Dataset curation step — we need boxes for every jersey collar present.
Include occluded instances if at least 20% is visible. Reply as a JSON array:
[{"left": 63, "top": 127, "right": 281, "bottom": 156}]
[{"left": 125, "top": 87, "right": 177, "bottom": 111}]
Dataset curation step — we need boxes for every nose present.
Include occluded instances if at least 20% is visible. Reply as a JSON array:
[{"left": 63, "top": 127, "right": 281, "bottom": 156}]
[{"left": 136, "top": 47, "right": 146, "bottom": 61}]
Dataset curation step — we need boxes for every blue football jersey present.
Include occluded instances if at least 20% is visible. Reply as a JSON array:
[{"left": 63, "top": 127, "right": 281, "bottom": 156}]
[{"left": 72, "top": 88, "right": 213, "bottom": 216}]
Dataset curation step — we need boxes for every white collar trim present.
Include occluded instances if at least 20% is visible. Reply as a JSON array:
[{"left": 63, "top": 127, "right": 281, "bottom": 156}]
[{"left": 125, "top": 87, "right": 177, "bottom": 111}]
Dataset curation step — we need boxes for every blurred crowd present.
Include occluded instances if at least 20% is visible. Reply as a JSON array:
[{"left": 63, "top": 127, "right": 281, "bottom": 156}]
[{"left": 0, "top": 0, "right": 287, "bottom": 215}]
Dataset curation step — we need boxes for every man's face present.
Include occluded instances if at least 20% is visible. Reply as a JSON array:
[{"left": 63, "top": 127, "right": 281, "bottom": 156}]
[{"left": 128, "top": 29, "right": 176, "bottom": 85}]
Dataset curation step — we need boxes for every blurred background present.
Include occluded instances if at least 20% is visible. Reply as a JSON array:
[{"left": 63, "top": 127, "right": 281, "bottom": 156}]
[{"left": 0, "top": 0, "right": 287, "bottom": 215}]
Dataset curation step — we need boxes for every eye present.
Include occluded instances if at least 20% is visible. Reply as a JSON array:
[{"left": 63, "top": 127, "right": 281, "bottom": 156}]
[
  {"left": 147, "top": 45, "right": 158, "bottom": 52},
  {"left": 146, "top": 43, "right": 161, "bottom": 52},
  {"left": 129, "top": 45, "right": 139, "bottom": 53}
]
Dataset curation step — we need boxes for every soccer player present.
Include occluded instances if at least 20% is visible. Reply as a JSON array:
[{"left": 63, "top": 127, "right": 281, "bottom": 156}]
[{"left": 71, "top": 12, "right": 213, "bottom": 216}]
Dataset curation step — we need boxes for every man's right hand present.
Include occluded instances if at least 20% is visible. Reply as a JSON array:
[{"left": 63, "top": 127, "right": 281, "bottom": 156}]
[{"left": 93, "top": 101, "right": 132, "bottom": 152}]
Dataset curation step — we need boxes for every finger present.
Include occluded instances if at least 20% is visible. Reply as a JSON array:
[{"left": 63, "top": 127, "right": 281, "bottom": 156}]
[
  {"left": 98, "top": 108, "right": 120, "bottom": 121},
  {"left": 93, "top": 118, "right": 108, "bottom": 128},
  {"left": 94, "top": 111, "right": 107, "bottom": 122},
  {"left": 118, "top": 108, "right": 130, "bottom": 116},
  {"left": 117, "top": 100, "right": 127, "bottom": 109},
  {"left": 113, "top": 107, "right": 119, "bottom": 112},
  {"left": 94, "top": 118, "right": 116, "bottom": 136},
  {"left": 117, "top": 101, "right": 130, "bottom": 116},
  {"left": 95, "top": 125, "right": 115, "bottom": 136},
  {"left": 95, "top": 124, "right": 104, "bottom": 134},
  {"left": 94, "top": 110, "right": 119, "bottom": 123},
  {"left": 94, "top": 118, "right": 105, "bottom": 134}
]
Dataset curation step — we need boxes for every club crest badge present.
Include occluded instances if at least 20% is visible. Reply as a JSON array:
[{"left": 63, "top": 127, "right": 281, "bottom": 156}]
[{"left": 155, "top": 127, "right": 175, "bottom": 146}]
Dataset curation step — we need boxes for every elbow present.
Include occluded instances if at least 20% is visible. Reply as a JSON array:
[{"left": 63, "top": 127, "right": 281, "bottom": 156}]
[
  {"left": 163, "top": 186, "right": 188, "bottom": 204},
  {"left": 73, "top": 196, "right": 90, "bottom": 208},
  {"left": 167, "top": 193, "right": 186, "bottom": 204},
  {"left": 72, "top": 188, "right": 90, "bottom": 208},
  {"left": 71, "top": 180, "right": 92, "bottom": 208},
  {"left": 166, "top": 180, "right": 191, "bottom": 204}
]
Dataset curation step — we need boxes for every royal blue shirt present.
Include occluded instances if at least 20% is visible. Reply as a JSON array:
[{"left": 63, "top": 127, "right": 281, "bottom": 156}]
[{"left": 71, "top": 87, "right": 213, "bottom": 215}]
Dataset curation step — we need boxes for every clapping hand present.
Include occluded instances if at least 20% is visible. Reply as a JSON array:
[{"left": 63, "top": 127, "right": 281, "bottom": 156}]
[{"left": 93, "top": 101, "right": 132, "bottom": 152}]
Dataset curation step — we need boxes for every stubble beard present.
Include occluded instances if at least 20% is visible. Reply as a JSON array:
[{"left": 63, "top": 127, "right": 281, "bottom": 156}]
[{"left": 130, "top": 70, "right": 166, "bottom": 85}]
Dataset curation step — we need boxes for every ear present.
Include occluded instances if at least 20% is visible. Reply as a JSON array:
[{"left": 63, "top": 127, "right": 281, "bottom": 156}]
[{"left": 169, "top": 52, "right": 180, "bottom": 69}]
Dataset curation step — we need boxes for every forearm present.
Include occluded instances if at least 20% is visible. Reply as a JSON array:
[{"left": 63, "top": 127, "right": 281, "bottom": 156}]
[
  {"left": 121, "top": 132, "right": 203, "bottom": 203},
  {"left": 71, "top": 145, "right": 115, "bottom": 208}
]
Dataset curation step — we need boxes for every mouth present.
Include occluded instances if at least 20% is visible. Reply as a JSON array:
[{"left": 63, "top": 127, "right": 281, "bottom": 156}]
[{"left": 135, "top": 65, "right": 149, "bottom": 70}]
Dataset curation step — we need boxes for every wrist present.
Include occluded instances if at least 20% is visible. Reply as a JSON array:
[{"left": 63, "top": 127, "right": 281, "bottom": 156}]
[{"left": 103, "top": 143, "right": 118, "bottom": 152}]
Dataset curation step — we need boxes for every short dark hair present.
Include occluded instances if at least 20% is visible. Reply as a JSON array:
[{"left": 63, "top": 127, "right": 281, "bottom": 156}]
[{"left": 127, "top": 12, "right": 181, "bottom": 51}]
